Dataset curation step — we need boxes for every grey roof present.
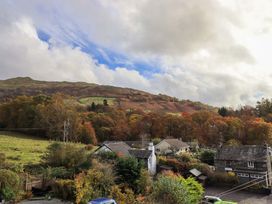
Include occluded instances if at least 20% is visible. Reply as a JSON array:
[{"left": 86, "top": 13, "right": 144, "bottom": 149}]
[
  {"left": 163, "top": 139, "right": 189, "bottom": 150},
  {"left": 125, "top": 141, "right": 150, "bottom": 148},
  {"left": 129, "top": 149, "right": 152, "bottom": 159},
  {"left": 189, "top": 168, "right": 202, "bottom": 177},
  {"left": 216, "top": 145, "right": 269, "bottom": 162},
  {"left": 103, "top": 141, "right": 131, "bottom": 156}
]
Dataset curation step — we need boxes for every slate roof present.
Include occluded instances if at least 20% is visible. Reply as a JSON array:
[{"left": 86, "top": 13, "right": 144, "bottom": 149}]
[
  {"left": 163, "top": 139, "right": 189, "bottom": 150},
  {"left": 216, "top": 145, "right": 270, "bottom": 162},
  {"left": 125, "top": 141, "right": 150, "bottom": 148},
  {"left": 189, "top": 168, "right": 202, "bottom": 177},
  {"left": 103, "top": 141, "right": 131, "bottom": 156},
  {"left": 129, "top": 149, "right": 152, "bottom": 159}
]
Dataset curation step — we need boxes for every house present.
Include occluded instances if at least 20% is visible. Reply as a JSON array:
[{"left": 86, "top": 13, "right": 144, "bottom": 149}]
[
  {"left": 94, "top": 141, "right": 157, "bottom": 175},
  {"left": 155, "top": 138, "right": 190, "bottom": 155},
  {"left": 94, "top": 141, "right": 131, "bottom": 157},
  {"left": 215, "top": 145, "right": 272, "bottom": 187}
]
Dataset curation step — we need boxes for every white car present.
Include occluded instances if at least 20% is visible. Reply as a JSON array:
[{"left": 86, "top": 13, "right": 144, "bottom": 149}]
[{"left": 203, "top": 195, "right": 222, "bottom": 204}]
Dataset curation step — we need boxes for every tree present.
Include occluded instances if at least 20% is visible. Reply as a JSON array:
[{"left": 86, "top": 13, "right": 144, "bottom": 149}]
[
  {"left": 199, "top": 150, "right": 215, "bottom": 165},
  {"left": 38, "top": 94, "right": 80, "bottom": 141},
  {"left": 115, "top": 157, "right": 144, "bottom": 191},
  {"left": 79, "top": 122, "right": 97, "bottom": 145},
  {"left": 152, "top": 175, "right": 188, "bottom": 204},
  {"left": 245, "top": 119, "right": 272, "bottom": 145},
  {"left": 103, "top": 99, "right": 108, "bottom": 106},
  {"left": 43, "top": 143, "right": 88, "bottom": 171},
  {"left": 218, "top": 107, "right": 228, "bottom": 117},
  {"left": 152, "top": 174, "right": 204, "bottom": 204},
  {"left": 75, "top": 160, "right": 115, "bottom": 204}
]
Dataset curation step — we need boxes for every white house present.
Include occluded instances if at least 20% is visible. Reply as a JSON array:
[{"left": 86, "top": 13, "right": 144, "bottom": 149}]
[
  {"left": 155, "top": 138, "right": 190, "bottom": 155},
  {"left": 94, "top": 141, "right": 157, "bottom": 175}
]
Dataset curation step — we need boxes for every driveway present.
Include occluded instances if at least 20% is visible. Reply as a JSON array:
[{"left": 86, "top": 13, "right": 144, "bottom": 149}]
[{"left": 206, "top": 186, "right": 272, "bottom": 204}]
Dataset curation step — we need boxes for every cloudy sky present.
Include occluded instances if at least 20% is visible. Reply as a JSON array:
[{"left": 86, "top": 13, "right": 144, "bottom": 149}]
[{"left": 1, "top": 0, "right": 272, "bottom": 107}]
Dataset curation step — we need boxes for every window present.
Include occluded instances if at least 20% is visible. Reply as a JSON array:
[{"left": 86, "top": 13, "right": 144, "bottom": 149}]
[
  {"left": 248, "top": 161, "right": 254, "bottom": 168},
  {"left": 250, "top": 174, "right": 264, "bottom": 179},
  {"left": 237, "top": 173, "right": 249, "bottom": 177}
]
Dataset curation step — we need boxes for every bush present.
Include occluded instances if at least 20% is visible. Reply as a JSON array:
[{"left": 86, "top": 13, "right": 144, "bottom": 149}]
[
  {"left": 152, "top": 174, "right": 204, "bottom": 204},
  {"left": 75, "top": 160, "right": 115, "bottom": 204},
  {"left": 199, "top": 150, "right": 215, "bottom": 165},
  {"left": 115, "top": 157, "right": 144, "bottom": 192},
  {"left": 152, "top": 175, "right": 188, "bottom": 204},
  {"left": 43, "top": 167, "right": 73, "bottom": 179},
  {"left": 208, "top": 172, "right": 238, "bottom": 186},
  {"left": 53, "top": 179, "right": 75, "bottom": 201},
  {"left": 110, "top": 185, "right": 136, "bottom": 204},
  {"left": 43, "top": 142, "right": 88, "bottom": 169},
  {"left": 136, "top": 169, "right": 152, "bottom": 195},
  {"left": 0, "top": 169, "right": 20, "bottom": 201}
]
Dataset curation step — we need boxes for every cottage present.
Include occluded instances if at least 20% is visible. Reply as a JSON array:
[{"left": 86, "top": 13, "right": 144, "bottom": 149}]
[
  {"left": 95, "top": 141, "right": 157, "bottom": 175},
  {"left": 94, "top": 141, "right": 131, "bottom": 157},
  {"left": 215, "top": 145, "right": 272, "bottom": 187},
  {"left": 155, "top": 138, "right": 190, "bottom": 155}
]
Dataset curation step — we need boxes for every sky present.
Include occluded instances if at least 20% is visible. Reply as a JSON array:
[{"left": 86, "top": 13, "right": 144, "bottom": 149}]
[{"left": 1, "top": 0, "right": 272, "bottom": 107}]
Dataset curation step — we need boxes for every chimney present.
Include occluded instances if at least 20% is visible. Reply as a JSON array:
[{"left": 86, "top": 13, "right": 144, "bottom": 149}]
[{"left": 148, "top": 142, "right": 155, "bottom": 155}]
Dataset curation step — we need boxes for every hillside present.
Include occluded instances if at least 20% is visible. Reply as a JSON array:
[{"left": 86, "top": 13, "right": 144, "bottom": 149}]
[
  {"left": 0, "top": 77, "right": 216, "bottom": 112},
  {"left": 0, "top": 131, "right": 52, "bottom": 164}
]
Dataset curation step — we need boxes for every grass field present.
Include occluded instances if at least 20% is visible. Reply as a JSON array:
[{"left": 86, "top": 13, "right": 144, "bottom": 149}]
[
  {"left": 0, "top": 132, "right": 87, "bottom": 165},
  {"left": 79, "top": 96, "right": 116, "bottom": 106}
]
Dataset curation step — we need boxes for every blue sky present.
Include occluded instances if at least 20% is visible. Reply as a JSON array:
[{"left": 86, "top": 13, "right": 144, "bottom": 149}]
[{"left": 1, "top": 0, "right": 272, "bottom": 106}]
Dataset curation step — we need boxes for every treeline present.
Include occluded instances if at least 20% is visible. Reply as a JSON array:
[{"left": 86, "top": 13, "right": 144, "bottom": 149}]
[{"left": 1, "top": 94, "right": 272, "bottom": 146}]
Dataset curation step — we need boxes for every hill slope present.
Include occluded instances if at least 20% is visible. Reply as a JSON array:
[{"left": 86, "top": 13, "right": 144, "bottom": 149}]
[{"left": 0, "top": 77, "right": 216, "bottom": 112}]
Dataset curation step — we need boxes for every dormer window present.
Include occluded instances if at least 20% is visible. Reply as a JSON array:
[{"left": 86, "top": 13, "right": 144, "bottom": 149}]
[{"left": 248, "top": 161, "right": 254, "bottom": 168}]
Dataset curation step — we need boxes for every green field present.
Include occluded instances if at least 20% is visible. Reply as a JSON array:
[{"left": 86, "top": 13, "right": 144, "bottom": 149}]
[
  {"left": 0, "top": 132, "right": 86, "bottom": 165},
  {"left": 79, "top": 96, "right": 116, "bottom": 105}
]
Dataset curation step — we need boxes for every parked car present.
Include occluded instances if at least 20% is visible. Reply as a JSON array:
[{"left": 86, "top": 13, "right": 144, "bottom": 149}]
[
  {"left": 89, "top": 198, "right": 117, "bottom": 204},
  {"left": 202, "top": 196, "right": 237, "bottom": 204},
  {"left": 203, "top": 195, "right": 222, "bottom": 203}
]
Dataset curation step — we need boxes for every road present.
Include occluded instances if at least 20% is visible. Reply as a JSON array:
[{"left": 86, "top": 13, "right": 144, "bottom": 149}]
[{"left": 206, "top": 186, "right": 272, "bottom": 204}]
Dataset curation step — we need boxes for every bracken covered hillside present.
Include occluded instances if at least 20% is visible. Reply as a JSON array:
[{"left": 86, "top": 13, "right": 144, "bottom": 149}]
[{"left": 0, "top": 77, "right": 216, "bottom": 113}]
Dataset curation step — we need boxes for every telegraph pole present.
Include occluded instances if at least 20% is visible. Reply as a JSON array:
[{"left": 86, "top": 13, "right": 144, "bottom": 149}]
[{"left": 63, "top": 119, "right": 70, "bottom": 143}]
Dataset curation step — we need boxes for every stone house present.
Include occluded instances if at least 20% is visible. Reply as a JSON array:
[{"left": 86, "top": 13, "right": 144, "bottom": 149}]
[
  {"left": 95, "top": 141, "right": 156, "bottom": 175},
  {"left": 155, "top": 138, "right": 190, "bottom": 155},
  {"left": 215, "top": 145, "right": 272, "bottom": 187}
]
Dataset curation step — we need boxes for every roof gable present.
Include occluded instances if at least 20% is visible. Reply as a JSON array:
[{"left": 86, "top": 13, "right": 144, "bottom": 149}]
[
  {"left": 103, "top": 141, "right": 131, "bottom": 156},
  {"left": 158, "top": 139, "right": 189, "bottom": 150}
]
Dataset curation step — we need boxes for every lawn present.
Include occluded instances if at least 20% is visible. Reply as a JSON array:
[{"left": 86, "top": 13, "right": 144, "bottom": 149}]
[
  {"left": 79, "top": 96, "right": 116, "bottom": 106},
  {"left": 0, "top": 131, "right": 88, "bottom": 165}
]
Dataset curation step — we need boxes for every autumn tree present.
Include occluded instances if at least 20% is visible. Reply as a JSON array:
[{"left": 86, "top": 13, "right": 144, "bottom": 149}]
[{"left": 79, "top": 122, "right": 97, "bottom": 145}]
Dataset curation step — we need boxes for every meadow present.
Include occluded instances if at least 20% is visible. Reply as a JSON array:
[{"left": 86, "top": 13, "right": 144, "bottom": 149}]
[
  {"left": 0, "top": 131, "right": 86, "bottom": 165},
  {"left": 79, "top": 96, "right": 116, "bottom": 105}
]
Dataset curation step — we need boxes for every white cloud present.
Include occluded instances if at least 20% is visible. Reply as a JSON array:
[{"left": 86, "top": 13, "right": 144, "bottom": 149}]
[{"left": 1, "top": 0, "right": 272, "bottom": 107}]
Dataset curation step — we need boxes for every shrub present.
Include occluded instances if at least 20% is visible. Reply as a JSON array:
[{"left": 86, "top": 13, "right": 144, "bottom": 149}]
[
  {"left": 0, "top": 169, "right": 20, "bottom": 201},
  {"left": 152, "top": 175, "right": 188, "bottom": 204},
  {"left": 43, "top": 167, "right": 73, "bottom": 179},
  {"left": 199, "top": 150, "right": 215, "bottom": 165},
  {"left": 136, "top": 169, "right": 153, "bottom": 195},
  {"left": 43, "top": 142, "right": 88, "bottom": 169},
  {"left": 208, "top": 172, "right": 238, "bottom": 186},
  {"left": 110, "top": 185, "right": 136, "bottom": 204},
  {"left": 152, "top": 174, "right": 204, "bottom": 204},
  {"left": 75, "top": 161, "right": 115, "bottom": 204},
  {"left": 53, "top": 179, "right": 75, "bottom": 201},
  {"left": 115, "top": 157, "right": 144, "bottom": 191}
]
